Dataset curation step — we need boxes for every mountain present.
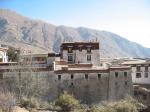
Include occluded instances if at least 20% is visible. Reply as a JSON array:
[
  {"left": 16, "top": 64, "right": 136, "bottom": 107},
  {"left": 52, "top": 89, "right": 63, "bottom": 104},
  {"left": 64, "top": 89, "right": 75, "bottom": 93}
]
[{"left": 0, "top": 9, "right": 150, "bottom": 58}]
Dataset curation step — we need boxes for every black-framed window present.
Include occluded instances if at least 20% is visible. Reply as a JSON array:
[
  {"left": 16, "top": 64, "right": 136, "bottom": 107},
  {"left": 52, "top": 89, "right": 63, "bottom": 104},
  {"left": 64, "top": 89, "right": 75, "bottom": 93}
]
[
  {"left": 136, "top": 73, "right": 141, "bottom": 78},
  {"left": 58, "top": 75, "right": 61, "bottom": 80},
  {"left": 79, "top": 47, "right": 82, "bottom": 52},
  {"left": 68, "top": 55, "right": 73, "bottom": 62},
  {"left": 0, "top": 74, "right": 3, "bottom": 79},
  {"left": 136, "top": 66, "right": 141, "bottom": 72},
  {"left": 85, "top": 74, "right": 88, "bottom": 79},
  {"left": 124, "top": 72, "right": 127, "bottom": 78},
  {"left": 71, "top": 82, "right": 74, "bottom": 86},
  {"left": 145, "top": 66, "right": 148, "bottom": 71},
  {"left": 115, "top": 72, "right": 118, "bottom": 78},
  {"left": 144, "top": 72, "right": 148, "bottom": 78},
  {"left": 98, "top": 74, "right": 101, "bottom": 79},
  {"left": 87, "top": 47, "right": 91, "bottom": 53},
  {"left": 87, "top": 55, "right": 91, "bottom": 61},
  {"left": 68, "top": 47, "right": 73, "bottom": 53},
  {"left": 125, "top": 81, "right": 128, "bottom": 85},
  {"left": 71, "top": 74, "right": 74, "bottom": 79}
]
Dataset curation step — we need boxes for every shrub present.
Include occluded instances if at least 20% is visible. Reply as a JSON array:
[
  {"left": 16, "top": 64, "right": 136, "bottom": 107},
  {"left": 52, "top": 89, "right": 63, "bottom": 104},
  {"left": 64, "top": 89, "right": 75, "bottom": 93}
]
[
  {"left": 55, "top": 91, "right": 81, "bottom": 112},
  {"left": 0, "top": 92, "right": 16, "bottom": 112},
  {"left": 20, "top": 97, "right": 40, "bottom": 109},
  {"left": 89, "top": 96, "right": 138, "bottom": 112}
]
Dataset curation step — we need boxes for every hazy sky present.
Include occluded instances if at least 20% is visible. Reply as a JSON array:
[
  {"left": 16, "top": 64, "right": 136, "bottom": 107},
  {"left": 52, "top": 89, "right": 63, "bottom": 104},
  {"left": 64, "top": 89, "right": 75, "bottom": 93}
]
[{"left": 0, "top": 0, "right": 150, "bottom": 47}]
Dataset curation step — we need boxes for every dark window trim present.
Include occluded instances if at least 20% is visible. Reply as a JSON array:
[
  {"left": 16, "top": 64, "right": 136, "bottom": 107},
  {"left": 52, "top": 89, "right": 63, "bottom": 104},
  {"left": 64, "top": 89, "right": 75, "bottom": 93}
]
[
  {"left": 144, "top": 72, "right": 148, "bottom": 78},
  {"left": 71, "top": 74, "right": 74, "bottom": 79},
  {"left": 68, "top": 55, "right": 73, "bottom": 62},
  {"left": 87, "top": 55, "right": 91, "bottom": 61},
  {"left": 124, "top": 72, "right": 127, "bottom": 78},
  {"left": 87, "top": 47, "right": 91, "bottom": 53},
  {"left": 136, "top": 73, "right": 141, "bottom": 78},
  {"left": 115, "top": 72, "right": 118, "bottom": 78},
  {"left": 98, "top": 74, "right": 101, "bottom": 79},
  {"left": 58, "top": 75, "right": 61, "bottom": 80},
  {"left": 85, "top": 74, "right": 88, "bottom": 79},
  {"left": 125, "top": 81, "right": 128, "bottom": 85},
  {"left": 68, "top": 47, "right": 73, "bottom": 53}
]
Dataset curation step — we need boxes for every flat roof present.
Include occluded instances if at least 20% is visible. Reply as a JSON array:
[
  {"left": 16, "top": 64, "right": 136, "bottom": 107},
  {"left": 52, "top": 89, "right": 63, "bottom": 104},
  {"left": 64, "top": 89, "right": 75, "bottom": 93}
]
[
  {"left": 61, "top": 42, "right": 99, "bottom": 50},
  {"left": 54, "top": 60, "right": 131, "bottom": 73}
]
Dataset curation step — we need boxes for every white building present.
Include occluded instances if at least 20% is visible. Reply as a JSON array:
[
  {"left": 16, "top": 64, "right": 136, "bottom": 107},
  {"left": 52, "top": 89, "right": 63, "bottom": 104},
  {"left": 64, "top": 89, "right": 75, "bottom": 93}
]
[
  {"left": 0, "top": 47, "right": 8, "bottom": 63},
  {"left": 60, "top": 42, "right": 100, "bottom": 66},
  {"left": 122, "top": 59, "right": 150, "bottom": 85}
]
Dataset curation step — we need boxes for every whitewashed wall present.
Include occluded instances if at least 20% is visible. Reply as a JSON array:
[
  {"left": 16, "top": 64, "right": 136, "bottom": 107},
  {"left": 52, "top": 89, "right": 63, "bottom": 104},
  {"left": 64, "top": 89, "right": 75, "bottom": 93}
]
[
  {"left": 132, "top": 66, "right": 150, "bottom": 84},
  {"left": 62, "top": 49, "right": 100, "bottom": 66}
]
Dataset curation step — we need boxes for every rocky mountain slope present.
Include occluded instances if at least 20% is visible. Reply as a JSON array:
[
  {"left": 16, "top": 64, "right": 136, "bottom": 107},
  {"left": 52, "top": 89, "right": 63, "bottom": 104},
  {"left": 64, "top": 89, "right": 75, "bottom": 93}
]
[{"left": 0, "top": 9, "right": 150, "bottom": 58}]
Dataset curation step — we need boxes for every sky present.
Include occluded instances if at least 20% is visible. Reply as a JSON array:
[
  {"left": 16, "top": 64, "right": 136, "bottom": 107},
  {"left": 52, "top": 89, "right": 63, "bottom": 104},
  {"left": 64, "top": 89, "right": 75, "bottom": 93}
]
[{"left": 0, "top": 0, "right": 150, "bottom": 47}]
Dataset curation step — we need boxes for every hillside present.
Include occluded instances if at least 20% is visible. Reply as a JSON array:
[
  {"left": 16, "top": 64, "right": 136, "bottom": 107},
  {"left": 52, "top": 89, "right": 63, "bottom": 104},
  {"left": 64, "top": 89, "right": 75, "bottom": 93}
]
[{"left": 0, "top": 9, "right": 150, "bottom": 58}]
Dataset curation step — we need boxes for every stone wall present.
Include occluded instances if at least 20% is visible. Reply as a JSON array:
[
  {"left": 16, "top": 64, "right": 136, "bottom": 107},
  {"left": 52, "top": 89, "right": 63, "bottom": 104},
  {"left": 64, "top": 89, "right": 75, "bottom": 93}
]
[{"left": 2, "top": 68, "right": 133, "bottom": 104}]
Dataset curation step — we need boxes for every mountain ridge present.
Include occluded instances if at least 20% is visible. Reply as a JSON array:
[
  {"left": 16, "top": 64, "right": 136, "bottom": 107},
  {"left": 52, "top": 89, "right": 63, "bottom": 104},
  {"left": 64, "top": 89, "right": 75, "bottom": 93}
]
[{"left": 0, "top": 9, "right": 150, "bottom": 58}]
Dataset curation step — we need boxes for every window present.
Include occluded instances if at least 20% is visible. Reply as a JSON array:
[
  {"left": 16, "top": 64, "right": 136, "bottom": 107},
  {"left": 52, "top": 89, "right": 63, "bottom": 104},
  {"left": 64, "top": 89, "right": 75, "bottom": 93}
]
[
  {"left": 71, "top": 82, "right": 74, "bottom": 86},
  {"left": 87, "top": 47, "right": 91, "bottom": 53},
  {"left": 115, "top": 72, "right": 118, "bottom": 78},
  {"left": 68, "top": 55, "right": 73, "bottom": 62},
  {"left": 68, "top": 47, "right": 73, "bottom": 53},
  {"left": 87, "top": 55, "right": 91, "bottom": 61},
  {"left": 79, "top": 47, "right": 82, "bottom": 52},
  {"left": 125, "top": 81, "right": 128, "bottom": 85},
  {"left": 0, "top": 74, "right": 3, "bottom": 79},
  {"left": 71, "top": 74, "right": 74, "bottom": 79},
  {"left": 115, "top": 82, "right": 118, "bottom": 86},
  {"left": 136, "top": 66, "right": 141, "bottom": 72},
  {"left": 144, "top": 72, "right": 148, "bottom": 78},
  {"left": 85, "top": 74, "right": 88, "bottom": 79},
  {"left": 98, "top": 74, "right": 101, "bottom": 79},
  {"left": 145, "top": 66, "right": 148, "bottom": 72},
  {"left": 136, "top": 73, "right": 141, "bottom": 78},
  {"left": 58, "top": 75, "right": 61, "bottom": 80},
  {"left": 124, "top": 72, "right": 127, "bottom": 78}
]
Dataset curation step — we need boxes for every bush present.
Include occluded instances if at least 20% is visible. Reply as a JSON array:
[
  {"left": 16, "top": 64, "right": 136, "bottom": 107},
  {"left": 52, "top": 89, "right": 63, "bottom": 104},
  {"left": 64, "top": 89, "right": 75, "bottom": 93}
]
[
  {"left": 0, "top": 92, "right": 16, "bottom": 112},
  {"left": 55, "top": 91, "right": 81, "bottom": 112},
  {"left": 89, "top": 96, "right": 138, "bottom": 112},
  {"left": 20, "top": 97, "right": 40, "bottom": 109}
]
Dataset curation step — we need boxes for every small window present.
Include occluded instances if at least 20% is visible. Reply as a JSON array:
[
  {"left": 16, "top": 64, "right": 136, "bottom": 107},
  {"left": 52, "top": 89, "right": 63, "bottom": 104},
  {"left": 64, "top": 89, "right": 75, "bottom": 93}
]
[
  {"left": 85, "top": 74, "right": 88, "bottom": 79},
  {"left": 71, "top": 82, "right": 74, "bottom": 86},
  {"left": 79, "top": 47, "right": 82, "bottom": 52},
  {"left": 115, "top": 72, "right": 118, "bottom": 78},
  {"left": 68, "top": 47, "right": 73, "bottom": 53},
  {"left": 145, "top": 66, "right": 148, "bottom": 71},
  {"left": 71, "top": 74, "right": 74, "bottom": 79},
  {"left": 87, "top": 47, "right": 91, "bottom": 53},
  {"left": 115, "top": 82, "right": 118, "bottom": 86},
  {"left": 136, "top": 73, "right": 141, "bottom": 78},
  {"left": 136, "top": 66, "right": 141, "bottom": 71},
  {"left": 58, "top": 75, "right": 61, "bottom": 80},
  {"left": 125, "top": 81, "right": 128, "bottom": 85},
  {"left": 87, "top": 55, "right": 91, "bottom": 61},
  {"left": 144, "top": 72, "right": 148, "bottom": 78},
  {"left": 0, "top": 74, "right": 3, "bottom": 79},
  {"left": 98, "top": 74, "right": 101, "bottom": 79},
  {"left": 68, "top": 55, "right": 73, "bottom": 62},
  {"left": 124, "top": 72, "right": 127, "bottom": 78}
]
